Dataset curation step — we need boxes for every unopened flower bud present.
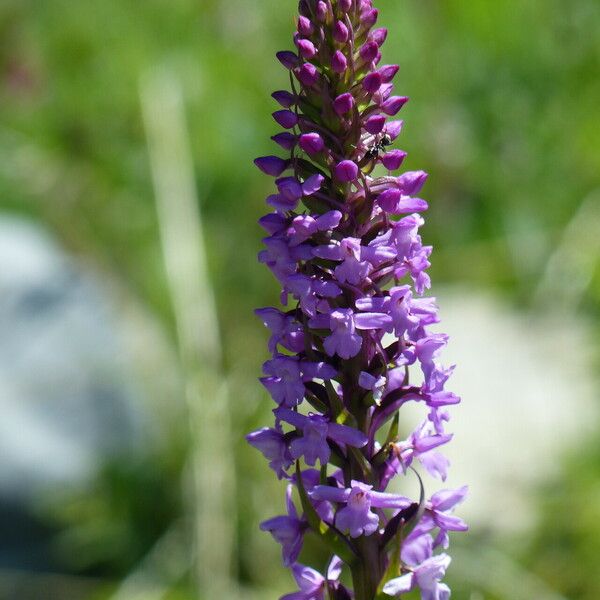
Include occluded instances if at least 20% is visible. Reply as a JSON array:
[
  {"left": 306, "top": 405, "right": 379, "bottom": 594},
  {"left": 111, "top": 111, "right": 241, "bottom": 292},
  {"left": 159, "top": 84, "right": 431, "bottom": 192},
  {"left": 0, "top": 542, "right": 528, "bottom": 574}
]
[
  {"left": 276, "top": 51, "right": 299, "bottom": 70},
  {"left": 272, "top": 132, "right": 297, "bottom": 150},
  {"left": 297, "top": 38, "right": 317, "bottom": 59},
  {"left": 316, "top": 1, "right": 328, "bottom": 22},
  {"left": 272, "top": 90, "right": 296, "bottom": 108},
  {"left": 333, "top": 20, "right": 349, "bottom": 43},
  {"left": 360, "top": 41, "right": 379, "bottom": 63},
  {"left": 334, "top": 160, "right": 359, "bottom": 182},
  {"left": 362, "top": 71, "right": 382, "bottom": 93},
  {"left": 369, "top": 28, "right": 388, "bottom": 45},
  {"left": 298, "top": 15, "right": 314, "bottom": 36},
  {"left": 296, "top": 63, "right": 319, "bottom": 86},
  {"left": 364, "top": 114, "right": 386, "bottom": 134},
  {"left": 299, "top": 133, "right": 325, "bottom": 155},
  {"left": 378, "top": 64, "right": 399, "bottom": 83},
  {"left": 381, "top": 150, "right": 407, "bottom": 170},
  {"left": 333, "top": 93, "right": 355, "bottom": 115},
  {"left": 361, "top": 8, "right": 378, "bottom": 28},
  {"left": 273, "top": 110, "right": 299, "bottom": 129},
  {"left": 381, "top": 95, "right": 409, "bottom": 115},
  {"left": 254, "top": 156, "right": 288, "bottom": 176},
  {"left": 331, "top": 50, "right": 348, "bottom": 73}
]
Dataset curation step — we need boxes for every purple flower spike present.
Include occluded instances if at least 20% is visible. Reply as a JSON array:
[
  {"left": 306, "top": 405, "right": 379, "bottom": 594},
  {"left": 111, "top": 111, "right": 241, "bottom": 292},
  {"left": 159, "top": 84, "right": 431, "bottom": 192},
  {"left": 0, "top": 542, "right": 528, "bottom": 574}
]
[
  {"left": 251, "top": 3, "right": 466, "bottom": 597},
  {"left": 333, "top": 93, "right": 355, "bottom": 116},
  {"left": 334, "top": 160, "right": 358, "bottom": 182},
  {"left": 332, "top": 50, "right": 348, "bottom": 74},
  {"left": 299, "top": 133, "right": 325, "bottom": 155}
]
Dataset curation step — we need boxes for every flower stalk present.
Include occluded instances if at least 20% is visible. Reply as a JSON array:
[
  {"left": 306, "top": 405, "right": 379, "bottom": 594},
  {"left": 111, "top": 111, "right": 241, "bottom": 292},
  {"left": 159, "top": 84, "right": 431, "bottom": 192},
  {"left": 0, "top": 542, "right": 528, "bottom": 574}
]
[{"left": 248, "top": 1, "right": 467, "bottom": 598}]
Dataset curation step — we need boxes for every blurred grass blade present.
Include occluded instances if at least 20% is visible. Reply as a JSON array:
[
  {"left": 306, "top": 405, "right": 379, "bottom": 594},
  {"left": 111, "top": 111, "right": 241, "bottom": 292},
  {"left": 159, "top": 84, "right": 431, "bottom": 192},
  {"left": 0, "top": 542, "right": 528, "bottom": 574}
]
[
  {"left": 110, "top": 522, "right": 190, "bottom": 600},
  {"left": 534, "top": 190, "right": 600, "bottom": 312},
  {"left": 140, "top": 66, "right": 236, "bottom": 598}
]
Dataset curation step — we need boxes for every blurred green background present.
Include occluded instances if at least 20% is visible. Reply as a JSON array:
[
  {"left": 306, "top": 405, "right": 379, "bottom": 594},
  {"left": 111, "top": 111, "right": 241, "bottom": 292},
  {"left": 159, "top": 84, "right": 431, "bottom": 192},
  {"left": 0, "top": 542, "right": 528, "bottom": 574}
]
[{"left": 0, "top": 0, "right": 598, "bottom": 598}]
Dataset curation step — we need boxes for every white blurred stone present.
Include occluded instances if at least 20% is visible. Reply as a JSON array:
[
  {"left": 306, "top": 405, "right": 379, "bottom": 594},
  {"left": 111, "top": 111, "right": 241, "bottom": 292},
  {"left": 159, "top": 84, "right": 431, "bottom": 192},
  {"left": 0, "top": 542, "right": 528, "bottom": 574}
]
[
  {"left": 437, "top": 287, "right": 597, "bottom": 532},
  {"left": 0, "top": 215, "right": 144, "bottom": 500}
]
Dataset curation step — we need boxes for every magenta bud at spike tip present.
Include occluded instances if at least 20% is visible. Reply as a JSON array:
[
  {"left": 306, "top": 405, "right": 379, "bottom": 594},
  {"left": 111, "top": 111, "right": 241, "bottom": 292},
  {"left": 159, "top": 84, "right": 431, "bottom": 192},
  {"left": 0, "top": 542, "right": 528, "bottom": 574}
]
[{"left": 251, "top": 2, "right": 467, "bottom": 599}]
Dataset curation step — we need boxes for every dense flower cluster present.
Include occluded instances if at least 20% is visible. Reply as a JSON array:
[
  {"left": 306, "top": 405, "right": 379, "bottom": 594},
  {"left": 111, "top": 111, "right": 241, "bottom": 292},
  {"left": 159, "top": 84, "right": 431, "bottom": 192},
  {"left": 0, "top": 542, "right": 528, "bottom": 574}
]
[{"left": 248, "top": 1, "right": 466, "bottom": 598}]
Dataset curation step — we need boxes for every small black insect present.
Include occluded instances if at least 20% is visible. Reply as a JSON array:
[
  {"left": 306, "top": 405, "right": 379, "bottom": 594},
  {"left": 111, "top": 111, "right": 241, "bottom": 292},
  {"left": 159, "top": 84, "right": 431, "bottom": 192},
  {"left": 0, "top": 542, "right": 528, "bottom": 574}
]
[{"left": 365, "top": 133, "right": 393, "bottom": 159}]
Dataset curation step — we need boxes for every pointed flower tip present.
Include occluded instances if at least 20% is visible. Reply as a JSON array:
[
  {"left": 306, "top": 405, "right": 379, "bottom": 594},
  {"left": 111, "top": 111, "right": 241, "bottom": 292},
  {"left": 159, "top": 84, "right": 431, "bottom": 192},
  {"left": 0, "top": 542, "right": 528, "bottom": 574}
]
[
  {"left": 272, "top": 90, "right": 296, "bottom": 108},
  {"left": 382, "top": 150, "right": 408, "bottom": 171},
  {"left": 360, "top": 41, "right": 379, "bottom": 63},
  {"left": 255, "top": 156, "right": 288, "bottom": 177},
  {"left": 382, "top": 96, "right": 409, "bottom": 116},
  {"left": 271, "top": 132, "right": 297, "bottom": 151},
  {"left": 363, "top": 71, "right": 382, "bottom": 94},
  {"left": 379, "top": 64, "right": 400, "bottom": 83},
  {"left": 276, "top": 50, "right": 299, "bottom": 70},
  {"left": 370, "top": 28, "right": 388, "bottom": 46},
  {"left": 361, "top": 8, "right": 379, "bottom": 28},
  {"left": 273, "top": 109, "right": 299, "bottom": 129}
]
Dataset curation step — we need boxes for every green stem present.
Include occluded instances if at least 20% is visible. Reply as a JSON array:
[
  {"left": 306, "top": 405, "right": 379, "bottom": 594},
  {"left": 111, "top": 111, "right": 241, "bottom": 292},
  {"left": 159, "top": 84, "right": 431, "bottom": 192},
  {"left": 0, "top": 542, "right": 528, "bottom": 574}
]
[{"left": 351, "top": 538, "right": 384, "bottom": 600}]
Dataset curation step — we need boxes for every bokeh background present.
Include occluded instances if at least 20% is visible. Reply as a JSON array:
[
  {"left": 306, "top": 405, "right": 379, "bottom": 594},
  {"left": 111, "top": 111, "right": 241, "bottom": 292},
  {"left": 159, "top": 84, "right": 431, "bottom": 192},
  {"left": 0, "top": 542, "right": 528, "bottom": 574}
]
[{"left": 0, "top": 0, "right": 599, "bottom": 598}]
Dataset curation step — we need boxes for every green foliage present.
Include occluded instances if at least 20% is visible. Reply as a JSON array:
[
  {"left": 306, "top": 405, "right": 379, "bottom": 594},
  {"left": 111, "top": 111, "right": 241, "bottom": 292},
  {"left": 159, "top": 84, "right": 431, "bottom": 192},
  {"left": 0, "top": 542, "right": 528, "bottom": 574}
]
[
  {"left": 39, "top": 446, "right": 186, "bottom": 577},
  {"left": 523, "top": 440, "right": 600, "bottom": 600}
]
